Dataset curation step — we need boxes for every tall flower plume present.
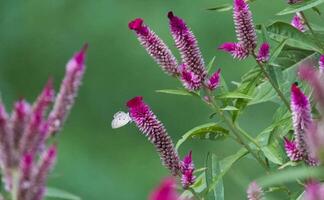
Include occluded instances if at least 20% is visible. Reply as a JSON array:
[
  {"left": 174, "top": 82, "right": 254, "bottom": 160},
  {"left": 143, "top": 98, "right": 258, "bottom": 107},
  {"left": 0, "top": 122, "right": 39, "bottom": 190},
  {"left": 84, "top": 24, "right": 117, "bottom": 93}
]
[
  {"left": 47, "top": 44, "right": 87, "bottom": 135},
  {"left": 247, "top": 182, "right": 264, "bottom": 200},
  {"left": 256, "top": 43, "right": 270, "bottom": 63},
  {"left": 180, "top": 151, "right": 195, "bottom": 189},
  {"left": 128, "top": 18, "right": 179, "bottom": 76},
  {"left": 290, "top": 84, "right": 312, "bottom": 159},
  {"left": 168, "top": 11, "right": 207, "bottom": 86},
  {"left": 284, "top": 137, "right": 303, "bottom": 161},
  {"left": 149, "top": 177, "right": 180, "bottom": 200},
  {"left": 219, "top": 0, "right": 257, "bottom": 59},
  {"left": 0, "top": 45, "right": 87, "bottom": 200},
  {"left": 126, "top": 96, "right": 180, "bottom": 175}
]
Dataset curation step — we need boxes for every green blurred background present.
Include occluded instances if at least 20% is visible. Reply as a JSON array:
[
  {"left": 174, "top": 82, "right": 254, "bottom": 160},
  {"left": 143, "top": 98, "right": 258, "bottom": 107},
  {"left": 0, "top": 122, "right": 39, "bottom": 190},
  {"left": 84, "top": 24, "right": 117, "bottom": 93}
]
[{"left": 0, "top": 0, "right": 322, "bottom": 199}]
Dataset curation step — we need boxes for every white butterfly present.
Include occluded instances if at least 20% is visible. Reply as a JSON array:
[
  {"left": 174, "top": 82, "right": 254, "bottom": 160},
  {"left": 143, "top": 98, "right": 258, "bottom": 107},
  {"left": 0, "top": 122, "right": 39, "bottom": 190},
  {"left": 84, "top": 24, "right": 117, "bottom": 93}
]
[{"left": 111, "top": 111, "right": 132, "bottom": 129}]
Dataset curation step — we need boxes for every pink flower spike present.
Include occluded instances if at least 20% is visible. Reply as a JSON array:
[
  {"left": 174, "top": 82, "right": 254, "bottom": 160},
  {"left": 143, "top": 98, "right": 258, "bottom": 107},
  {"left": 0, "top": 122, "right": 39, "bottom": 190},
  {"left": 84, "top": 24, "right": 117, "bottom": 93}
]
[
  {"left": 257, "top": 43, "right": 270, "bottom": 63},
  {"left": 48, "top": 45, "right": 87, "bottom": 135},
  {"left": 247, "top": 181, "right": 264, "bottom": 200},
  {"left": 219, "top": 42, "right": 249, "bottom": 60},
  {"left": 11, "top": 100, "right": 31, "bottom": 149},
  {"left": 180, "top": 64, "right": 201, "bottom": 91},
  {"left": 33, "top": 78, "right": 55, "bottom": 116},
  {"left": 0, "top": 103, "right": 14, "bottom": 169},
  {"left": 181, "top": 151, "right": 195, "bottom": 189},
  {"left": 149, "top": 177, "right": 179, "bottom": 200},
  {"left": 233, "top": 0, "right": 257, "bottom": 51},
  {"left": 284, "top": 137, "right": 303, "bottom": 161},
  {"left": 18, "top": 153, "right": 34, "bottom": 200},
  {"left": 206, "top": 69, "right": 221, "bottom": 91},
  {"left": 126, "top": 97, "right": 180, "bottom": 175},
  {"left": 291, "top": 84, "right": 312, "bottom": 158},
  {"left": 306, "top": 122, "right": 324, "bottom": 164},
  {"left": 304, "top": 181, "right": 324, "bottom": 200},
  {"left": 319, "top": 55, "right": 324, "bottom": 74},
  {"left": 129, "top": 18, "right": 179, "bottom": 76},
  {"left": 291, "top": 14, "right": 306, "bottom": 32},
  {"left": 168, "top": 11, "right": 207, "bottom": 83}
]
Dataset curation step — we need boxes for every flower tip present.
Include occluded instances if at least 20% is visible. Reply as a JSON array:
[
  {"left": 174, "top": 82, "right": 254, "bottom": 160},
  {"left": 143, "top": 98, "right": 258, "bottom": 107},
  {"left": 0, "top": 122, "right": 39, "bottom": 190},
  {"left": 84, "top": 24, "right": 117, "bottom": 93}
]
[
  {"left": 218, "top": 43, "right": 236, "bottom": 52},
  {"left": 126, "top": 96, "right": 144, "bottom": 108},
  {"left": 234, "top": 0, "right": 247, "bottom": 10},
  {"left": 128, "top": 18, "right": 144, "bottom": 30},
  {"left": 167, "top": 11, "right": 174, "bottom": 19},
  {"left": 74, "top": 44, "right": 88, "bottom": 66}
]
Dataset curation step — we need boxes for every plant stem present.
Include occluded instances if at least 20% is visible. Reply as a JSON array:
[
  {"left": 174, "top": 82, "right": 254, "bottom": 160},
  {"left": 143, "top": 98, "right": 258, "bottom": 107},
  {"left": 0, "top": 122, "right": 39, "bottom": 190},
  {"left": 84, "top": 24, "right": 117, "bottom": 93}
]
[
  {"left": 11, "top": 170, "right": 19, "bottom": 200},
  {"left": 204, "top": 89, "right": 269, "bottom": 171},
  {"left": 188, "top": 187, "right": 202, "bottom": 200},
  {"left": 252, "top": 53, "right": 291, "bottom": 111},
  {"left": 300, "top": 11, "right": 324, "bottom": 53}
]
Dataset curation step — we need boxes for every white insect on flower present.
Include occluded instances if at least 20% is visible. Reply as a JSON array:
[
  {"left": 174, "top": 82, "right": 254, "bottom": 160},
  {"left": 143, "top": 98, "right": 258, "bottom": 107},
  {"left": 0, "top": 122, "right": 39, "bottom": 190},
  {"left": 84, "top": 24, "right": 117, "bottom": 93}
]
[{"left": 111, "top": 111, "right": 132, "bottom": 129}]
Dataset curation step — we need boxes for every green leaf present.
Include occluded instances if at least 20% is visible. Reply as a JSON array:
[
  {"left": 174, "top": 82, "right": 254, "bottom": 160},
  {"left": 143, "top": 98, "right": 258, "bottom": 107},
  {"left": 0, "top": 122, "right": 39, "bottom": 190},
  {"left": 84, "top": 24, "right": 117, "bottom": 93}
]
[
  {"left": 277, "top": 0, "right": 324, "bottom": 15},
  {"left": 257, "top": 21, "right": 321, "bottom": 52},
  {"left": 207, "top": 56, "right": 216, "bottom": 73},
  {"left": 208, "top": 149, "right": 248, "bottom": 193},
  {"left": 176, "top": 123, "right": 229, "bottom": 151},
  {"left": 207, "top": 4, "right": 232, "bottom": 12},
  {"left": 46, "top": 187, "right": 81, "bottom": 200},
  {"left": 261, "top": 145, "right": 284, "bottom": 165},
  {"left": 257, "top": 167, "right": 324, "bottom": 187},
  {"left": 156, "top": 89, "right": 193, "bottom": 96},
  {"left": 218, "top": 92, "right": 252, "bottom": 100},
  {"left": 211, "top": 155, "right": 224, "bottom": 200},
  {"left": 296, "top": 192, "right": 305, "bottom": 200},
  {"left": 220, "top": 106, "right": 239, "bottom": 111}
]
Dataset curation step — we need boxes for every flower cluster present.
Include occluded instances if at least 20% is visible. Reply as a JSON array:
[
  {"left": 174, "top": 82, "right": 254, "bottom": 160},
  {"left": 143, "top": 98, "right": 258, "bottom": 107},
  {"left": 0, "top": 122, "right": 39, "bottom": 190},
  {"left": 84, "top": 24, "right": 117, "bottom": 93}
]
[
  {"left": 129, "top": 12, "right": 221, "bottom": 92},
  {"left": 291, "top": 13, "right": 306, "bottom": 32},
  {"left": 247, "top": 182, "right": 264, "bottom": 200},
  {"left": 0, "top": 45, "right": 87, "bottom": 200},
  {"left": 180, "top": 151, "right": 195, "bottom": 189},
  {"left": 304, "top": 181, "right": 324, "bottom": 200},
  {"left": 149, "top": 177, "right": 181, "bottom": 200}
]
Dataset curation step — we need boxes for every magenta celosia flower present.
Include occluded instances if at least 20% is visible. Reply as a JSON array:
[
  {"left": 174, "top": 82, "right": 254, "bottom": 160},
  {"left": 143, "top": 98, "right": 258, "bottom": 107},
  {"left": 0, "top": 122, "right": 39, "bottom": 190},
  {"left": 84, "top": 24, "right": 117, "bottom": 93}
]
[
  {"left": 306, "top": 122, "right": 324, "bottom": 164},
  {"left": 304, "top": 181, "right": 324, "bottom": 200},
  {"left": 18, "top": 153, "right": 34, "bottom": 200},
  {"left": 291, "top": 14, "right": 306, "bottom": 32},
  {"left": 180, "top": 64, "right": 201, "bottom": 91},
  {"left": 48, "top": 44, "right": 87, "bottom": 135},
  {"left": 256, "top": 43, "right": 270, "bottom": 63},
  {"left": 206, "top": 69, "right": 221, "bottom": 91},
  {"left": 129, "top": 18, "right": 179, "bottom": 76},
  {"left": 233, "top": 0, "right": 257, "bottom": 51},
  {"left": 247, "top": 181, "right": 264, "bottom": 200},
  {"left": 299, "top": 66, "right": 324, "bottom": 112},
  {"left": 319, "top": 55, "right": 324, "bottom": 73},
  {"left": 284, "top": 137, "right": 303, "bottom": 161},
  {"left": 219, "top": 42, "right": 249, "bottom": 60},
  {"left": 181, "top": 151, "right": 195, "bottom": 189},
  {"left": 168, "top": 11, "right": 207, "bottom": 85},
  {"left": 288, "top": 0, "right": 303, "bottom": 4},
  {"left": 126, "top": 96, "right": 180, "bottom": 175},
  {"left": 291, "top": 84, "right": 312, "bottom": 158},
  {"left": 149, "top": 177, "right": 180, "bottom": 200}
]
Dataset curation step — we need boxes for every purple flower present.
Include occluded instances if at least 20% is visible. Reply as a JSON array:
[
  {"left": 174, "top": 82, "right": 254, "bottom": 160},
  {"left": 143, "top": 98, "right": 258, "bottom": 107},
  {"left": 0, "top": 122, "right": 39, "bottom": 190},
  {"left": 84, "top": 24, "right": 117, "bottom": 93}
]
[
  {"left": 18, "top": 153, "right": 34, "bottom": 200},
  {"left": 256, "top": 43, "right": 270, "bottom": 63},
  {"left": 247, "top": 181, "right": 264, "bottom": 200},
  {"left": 291, "top": 84, "right": 312, "bottom": 158},
  {"left": 180, "top": 151, "right": 195, "bottom": 189},
  {"left": 306, "top": 122, "right": 324, "bottom": 164},
  {"left": 168, "top": 11, "right": 207, "bottom": 85},
  {"left": 219, "top": 42, "right": 249, "bottom": 60},
  {"left": 129, "top": 18, "right": 179, "bottom": 76},
  {"left": 126, "top": 96, "right": 180, "bottom": 175},
  {"left": 48, "top": 44, "right": 87, "bottom": 135},
  {"left": 180, "top": 64, "right": 201, "bottom": 91},
  {"left": 149, "top": 177, "right": 180, "bottom": 200},
  {"left": 233, "top": 0, "right": 257, "bottom": 51},
  {"left": 319, "top": 55, "right": 324, "bottom": 73},
  {"left": 304, "top": 181, "right": 324, "bottom": 200},
  {"left": 288, "top": 0, "right": 303, "bottom": 4},
  {"left": 284, "top": 137, "right": 303, "bottom": 161},
  {"left": 206, "top": 69, "right": 221, "bottom": 91},
  {"left": 291, "top": 14, "right": 306, "bottom": 32}
]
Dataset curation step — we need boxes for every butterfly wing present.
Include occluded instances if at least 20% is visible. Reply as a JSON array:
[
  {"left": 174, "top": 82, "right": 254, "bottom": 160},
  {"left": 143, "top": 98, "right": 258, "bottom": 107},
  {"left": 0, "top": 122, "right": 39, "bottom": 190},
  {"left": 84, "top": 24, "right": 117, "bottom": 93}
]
[{"left": 111, "top": 111, "right": 132, "bottom": 129}]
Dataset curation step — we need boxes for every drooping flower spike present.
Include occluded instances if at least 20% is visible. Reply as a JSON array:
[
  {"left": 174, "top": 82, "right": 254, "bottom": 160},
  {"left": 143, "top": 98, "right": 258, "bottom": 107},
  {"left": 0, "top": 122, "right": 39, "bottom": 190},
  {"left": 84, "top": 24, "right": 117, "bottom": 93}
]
[
  {"left": 168, "top": 11, "right": 207, "bottom": 85},
  {"left": 291, "top": 13, "right": 306, "bottom": 32},
  {"left": 126, "top": 96, "right": 181, "bottom": 175},
  {"left": 218, "top": 42, "right": 249, "bottom": 60},
  {"left": 149, "top": 177, "right": 180, "bottom": 200},
  {"left": 284, "top": 137, "right": 303, "bottom": 162},
  {"left": 128, "top": 18, "right": 179, "bottom": 76},
  {"left": 256, "top": 43, "right": 270, "bottom": 63},
  {"left": 180, "top": 151, "right": 195, "bottom": 189},
  {"left": 206, "top": 69, "right": 221, "bottom": 91},
  {"left": 247, "top": 181, "right": 264, "bottom": 200}
]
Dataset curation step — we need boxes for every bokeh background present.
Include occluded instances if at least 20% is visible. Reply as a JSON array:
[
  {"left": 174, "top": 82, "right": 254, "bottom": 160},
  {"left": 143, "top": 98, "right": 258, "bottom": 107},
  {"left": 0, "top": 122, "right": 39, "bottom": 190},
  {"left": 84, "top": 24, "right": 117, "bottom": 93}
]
[{"left": 0, "top": 0, "right": 322, "bottom": 199}]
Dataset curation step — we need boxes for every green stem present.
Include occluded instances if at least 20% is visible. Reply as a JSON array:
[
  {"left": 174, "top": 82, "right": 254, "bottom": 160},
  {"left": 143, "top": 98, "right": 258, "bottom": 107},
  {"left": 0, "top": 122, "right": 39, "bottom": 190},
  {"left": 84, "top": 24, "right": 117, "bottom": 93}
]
[
  {"left": 204, "top": 89, "right": 269, "bottom": 171},
  {"left": 188, "top": 187, "right": 202, "bottom": 200},
  {"left": 300, "top": 11, "right": 324, "bottom": 53},
  {"left": 11, "top": 170, "right": 19, "bottom": 200},
  {"left": 252, "top": 53, "right": 291, "bottom": 111}
]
